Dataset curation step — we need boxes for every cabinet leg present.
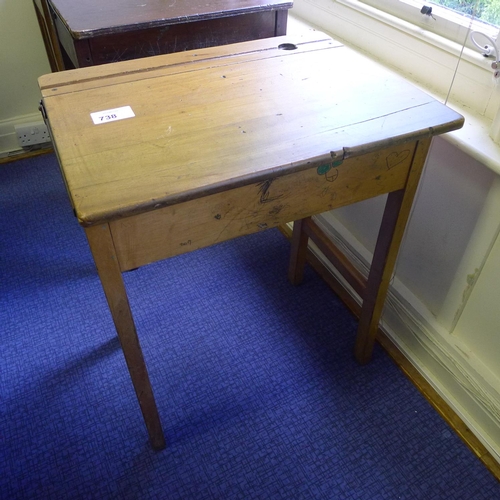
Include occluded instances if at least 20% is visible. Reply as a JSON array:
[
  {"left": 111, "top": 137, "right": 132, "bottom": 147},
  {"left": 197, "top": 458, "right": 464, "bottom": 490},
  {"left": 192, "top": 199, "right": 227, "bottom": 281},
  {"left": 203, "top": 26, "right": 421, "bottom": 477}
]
[{"left": 85, "top": 224, "right": 166, "bottom": 450}]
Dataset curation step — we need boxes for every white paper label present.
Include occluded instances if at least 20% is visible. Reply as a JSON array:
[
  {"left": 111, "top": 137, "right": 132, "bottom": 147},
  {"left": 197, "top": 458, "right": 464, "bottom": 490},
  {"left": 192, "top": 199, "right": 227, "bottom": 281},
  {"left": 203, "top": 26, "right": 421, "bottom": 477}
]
[{"left": 90, "top": 106, "right": 135, "bottom": 125}]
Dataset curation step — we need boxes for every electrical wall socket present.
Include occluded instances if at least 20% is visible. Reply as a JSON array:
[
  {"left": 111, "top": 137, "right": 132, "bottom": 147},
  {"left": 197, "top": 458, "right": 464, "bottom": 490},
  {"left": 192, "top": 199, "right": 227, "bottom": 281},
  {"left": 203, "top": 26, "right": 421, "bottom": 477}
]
[{"left": 15, "top": 121, "right": 51, "bottom": 148}]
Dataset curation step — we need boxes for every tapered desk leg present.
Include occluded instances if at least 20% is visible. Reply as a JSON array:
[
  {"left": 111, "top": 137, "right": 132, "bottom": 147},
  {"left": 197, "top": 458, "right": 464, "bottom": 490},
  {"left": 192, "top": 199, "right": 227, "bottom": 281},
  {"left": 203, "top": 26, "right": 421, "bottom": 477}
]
[
  {"left": 288, "top": 217, "right": 311, "bottom": 285},
  {"left": 85, "top": 224, "right": 166, "bottom": 450},
  {"left": 354, "top": 138, "right": 432, "bottom": 364}
]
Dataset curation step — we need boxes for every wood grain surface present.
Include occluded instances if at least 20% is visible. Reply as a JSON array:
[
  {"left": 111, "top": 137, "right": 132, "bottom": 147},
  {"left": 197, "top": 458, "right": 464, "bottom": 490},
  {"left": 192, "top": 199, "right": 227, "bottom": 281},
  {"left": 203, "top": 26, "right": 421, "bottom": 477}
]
[{"left": 39, "top": 34, "right": 463, "bottom": 227}]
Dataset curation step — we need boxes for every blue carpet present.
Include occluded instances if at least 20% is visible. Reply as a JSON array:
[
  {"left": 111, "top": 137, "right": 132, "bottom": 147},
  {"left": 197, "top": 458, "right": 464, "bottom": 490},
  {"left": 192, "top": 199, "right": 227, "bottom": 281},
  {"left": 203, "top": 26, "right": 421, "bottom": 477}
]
[{"left": 1, "top": 153, "right": 499, "bottom": 499}]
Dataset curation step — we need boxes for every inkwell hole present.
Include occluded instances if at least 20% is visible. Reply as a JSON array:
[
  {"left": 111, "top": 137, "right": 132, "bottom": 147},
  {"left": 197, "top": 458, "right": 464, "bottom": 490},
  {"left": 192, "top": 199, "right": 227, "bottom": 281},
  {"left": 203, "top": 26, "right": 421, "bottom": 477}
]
[{"left": 278, "top": 43, "right": 298, "bottom": 50}]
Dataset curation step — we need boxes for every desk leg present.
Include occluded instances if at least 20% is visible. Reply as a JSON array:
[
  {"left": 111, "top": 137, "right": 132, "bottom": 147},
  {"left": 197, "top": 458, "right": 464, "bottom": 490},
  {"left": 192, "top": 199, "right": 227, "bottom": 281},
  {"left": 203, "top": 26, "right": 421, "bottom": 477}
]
[
  {"left": 354, "top": 138, "right": 432, "bottom": 364},
  {"left": 85, "top": 224, "right": 166, "bottom": 450},
  {"left": 288, "top": 218, "right": 311, "bottom": 285},
  {"left": 33, "top": 0, "right": 65, "bottom": 71}
]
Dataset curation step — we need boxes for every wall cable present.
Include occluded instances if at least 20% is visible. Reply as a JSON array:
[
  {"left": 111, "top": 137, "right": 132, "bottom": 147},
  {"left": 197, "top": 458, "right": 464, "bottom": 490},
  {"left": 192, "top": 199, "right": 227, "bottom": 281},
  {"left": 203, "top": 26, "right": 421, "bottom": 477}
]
[{"left": 445, "top": 0, "right": 481, "bottom": 104}]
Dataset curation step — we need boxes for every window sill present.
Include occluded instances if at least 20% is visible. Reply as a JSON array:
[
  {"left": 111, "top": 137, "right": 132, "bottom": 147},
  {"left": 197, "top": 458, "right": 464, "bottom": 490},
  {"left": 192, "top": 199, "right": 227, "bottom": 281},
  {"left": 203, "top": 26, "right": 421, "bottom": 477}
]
[
  {"left": 440, "top": 103, "right": 500, "bottom": 175},
  {"left": 289, "top": 2, "right": 500, "bottom": 175}
]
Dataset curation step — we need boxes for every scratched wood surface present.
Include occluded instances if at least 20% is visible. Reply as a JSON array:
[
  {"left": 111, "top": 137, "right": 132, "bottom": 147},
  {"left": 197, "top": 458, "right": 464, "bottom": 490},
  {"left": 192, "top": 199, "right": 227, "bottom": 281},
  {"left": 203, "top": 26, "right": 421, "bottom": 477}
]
[
  {"left": 39, "top": 34, "right": 464, "bottom": 227},
  {"left": 83, "top": 12, "right": 284, "bottom": 65},
  {"left": 48, "top": 0, "right": 292, "bottom": 37}
]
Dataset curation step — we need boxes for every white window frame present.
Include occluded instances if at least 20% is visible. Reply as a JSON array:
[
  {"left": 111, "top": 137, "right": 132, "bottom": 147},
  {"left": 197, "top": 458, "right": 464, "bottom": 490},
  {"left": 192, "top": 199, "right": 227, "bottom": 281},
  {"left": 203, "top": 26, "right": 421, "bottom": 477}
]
[{"left": 359, "top": 0, "right": 499, "bottom": 51}]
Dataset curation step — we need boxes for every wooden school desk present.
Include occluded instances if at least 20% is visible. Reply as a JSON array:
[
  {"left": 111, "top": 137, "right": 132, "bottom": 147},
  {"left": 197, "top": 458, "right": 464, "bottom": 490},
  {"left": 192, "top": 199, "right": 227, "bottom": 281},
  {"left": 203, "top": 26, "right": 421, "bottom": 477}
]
[
  {"left": 38, "top": 33, "right": 464, "bottom": 449},
  {"left": 33, "top": 0, "right": 292, "bottom": 71}
]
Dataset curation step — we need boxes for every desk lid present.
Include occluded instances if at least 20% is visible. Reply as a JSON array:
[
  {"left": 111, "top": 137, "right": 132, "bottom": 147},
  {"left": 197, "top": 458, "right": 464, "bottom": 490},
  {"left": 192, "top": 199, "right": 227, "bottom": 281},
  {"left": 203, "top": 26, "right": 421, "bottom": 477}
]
[
  {"left": 48, "top": 0, "right": 293, "bottom": 38},
  {"left": 39, "top": 33, "right": 464, "bottom": 226}
]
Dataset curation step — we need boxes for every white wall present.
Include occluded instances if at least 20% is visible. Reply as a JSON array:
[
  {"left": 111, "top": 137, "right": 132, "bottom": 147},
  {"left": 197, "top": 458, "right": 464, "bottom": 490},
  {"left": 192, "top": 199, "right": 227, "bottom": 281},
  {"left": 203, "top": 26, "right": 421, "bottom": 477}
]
[
  {"left": 0, "top": 0, "right": 51, "bottom": 153},
  {"left": 328, "top": 138, "right": 497, "bottom": 326},
  {"left": 455, "top": 192, "right": 500, "bottom": 371}
]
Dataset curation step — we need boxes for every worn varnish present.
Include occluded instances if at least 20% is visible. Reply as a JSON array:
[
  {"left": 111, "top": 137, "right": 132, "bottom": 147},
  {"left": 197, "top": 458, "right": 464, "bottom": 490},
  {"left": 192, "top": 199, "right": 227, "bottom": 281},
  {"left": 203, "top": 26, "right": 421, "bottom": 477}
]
[{"left": 39, "top": 34, "right": 464, "bottom": 449}]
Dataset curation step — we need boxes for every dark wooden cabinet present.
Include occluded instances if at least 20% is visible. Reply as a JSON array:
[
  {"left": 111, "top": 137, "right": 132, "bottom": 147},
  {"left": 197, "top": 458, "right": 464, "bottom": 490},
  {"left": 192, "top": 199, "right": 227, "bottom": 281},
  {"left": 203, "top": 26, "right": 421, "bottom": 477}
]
[{"left": 33, "top": 0, "right": 293, "bottom": 70}]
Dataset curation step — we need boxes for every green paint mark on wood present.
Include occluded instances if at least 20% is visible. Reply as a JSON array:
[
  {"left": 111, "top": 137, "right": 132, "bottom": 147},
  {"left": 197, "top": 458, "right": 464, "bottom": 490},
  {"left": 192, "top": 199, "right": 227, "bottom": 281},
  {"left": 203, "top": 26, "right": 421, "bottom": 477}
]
[
  {"left": 317, "top": 160, "right": 344, "bottom": 176},
  {"left": 317, "top": 164, "right": 331, "bottom": 175}
]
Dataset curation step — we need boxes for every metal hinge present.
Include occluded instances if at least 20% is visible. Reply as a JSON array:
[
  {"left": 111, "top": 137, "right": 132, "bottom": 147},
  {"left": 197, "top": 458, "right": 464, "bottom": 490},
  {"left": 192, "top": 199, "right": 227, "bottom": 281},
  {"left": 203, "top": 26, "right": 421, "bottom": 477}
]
[{"left": 38, "top": 100, "right": 48, "bottom": 121}]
